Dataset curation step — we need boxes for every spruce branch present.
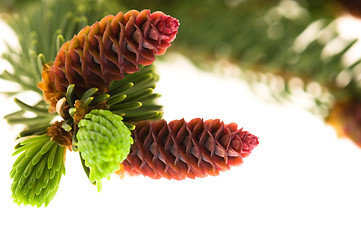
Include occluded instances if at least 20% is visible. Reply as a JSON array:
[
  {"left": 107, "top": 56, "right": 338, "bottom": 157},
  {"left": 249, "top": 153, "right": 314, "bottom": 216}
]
[{"left": 2, "top": 3, "right": 260, "bottom": 207}]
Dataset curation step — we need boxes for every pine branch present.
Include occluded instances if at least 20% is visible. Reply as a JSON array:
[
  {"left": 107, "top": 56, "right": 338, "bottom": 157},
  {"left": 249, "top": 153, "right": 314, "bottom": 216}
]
[{"left": 2, "top": 3, "right": 259, "bottom": 207}]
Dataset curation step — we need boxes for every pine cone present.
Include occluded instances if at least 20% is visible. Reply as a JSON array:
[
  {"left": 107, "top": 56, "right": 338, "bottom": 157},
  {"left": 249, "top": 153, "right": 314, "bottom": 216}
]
[
  {"left": 39, "top": 9, "right": 179, "bottom": 112},
  {"left": 120, "top": 118, "right": 259, "bottom": 180},
  {"left": 77, "top": 109, "right": 133, "bottom": 184}
]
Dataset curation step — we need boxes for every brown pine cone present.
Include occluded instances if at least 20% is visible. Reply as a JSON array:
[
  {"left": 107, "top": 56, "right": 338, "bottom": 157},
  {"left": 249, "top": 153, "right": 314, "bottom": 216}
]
[
  {"left": 120, "top": 118, "right": 259, "bottom": 180},
  {"left": 39, "top": 9, "right": 179, "bottom": 112}
]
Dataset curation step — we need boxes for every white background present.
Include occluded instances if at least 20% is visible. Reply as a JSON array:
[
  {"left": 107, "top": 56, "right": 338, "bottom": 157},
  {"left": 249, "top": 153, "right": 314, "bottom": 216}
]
[{"left": 1, "top": 16, "right": 361, "bottom": 240}]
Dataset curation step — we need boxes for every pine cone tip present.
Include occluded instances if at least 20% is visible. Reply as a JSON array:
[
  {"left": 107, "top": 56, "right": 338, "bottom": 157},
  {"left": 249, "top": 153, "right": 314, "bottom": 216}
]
[
  {"left": 155, "top": 13, "right": 179, "bottom": 41},
  {"left": 238, "top": 131, "right": 259, "bottom": 158}
]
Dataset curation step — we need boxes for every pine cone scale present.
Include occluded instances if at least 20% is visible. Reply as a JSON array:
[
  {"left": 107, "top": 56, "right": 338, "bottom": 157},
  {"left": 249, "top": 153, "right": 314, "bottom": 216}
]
[{"left": 166, "top": 121, "right": 203, "bottom": 178}]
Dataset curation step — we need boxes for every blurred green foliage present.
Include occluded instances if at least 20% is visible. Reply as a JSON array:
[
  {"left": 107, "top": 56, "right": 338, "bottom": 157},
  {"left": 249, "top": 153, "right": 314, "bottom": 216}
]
[{"left": 120, "top": 0, "right": 361, "bottom": 116}]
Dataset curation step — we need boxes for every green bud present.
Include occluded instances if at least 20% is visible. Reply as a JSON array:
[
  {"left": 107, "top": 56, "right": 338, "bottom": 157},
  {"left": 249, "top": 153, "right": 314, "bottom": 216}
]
[{"left": 76, "top": 109, "right": 133, "bottom": 187}]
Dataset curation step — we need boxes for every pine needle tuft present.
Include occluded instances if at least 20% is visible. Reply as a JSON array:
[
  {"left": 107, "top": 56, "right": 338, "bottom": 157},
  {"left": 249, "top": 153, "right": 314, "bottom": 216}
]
[{"left": 10, "top": 134, "right": 66, "bottom": 207}]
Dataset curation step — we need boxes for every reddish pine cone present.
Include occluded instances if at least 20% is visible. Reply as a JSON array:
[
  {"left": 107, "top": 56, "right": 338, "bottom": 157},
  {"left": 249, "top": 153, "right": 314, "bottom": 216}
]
[
  {"left": 120, "top": 118, "right": 259, "bottom": 180},
  {"left": 39, "top": 9, "right": 179, "bottom": 112}
]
